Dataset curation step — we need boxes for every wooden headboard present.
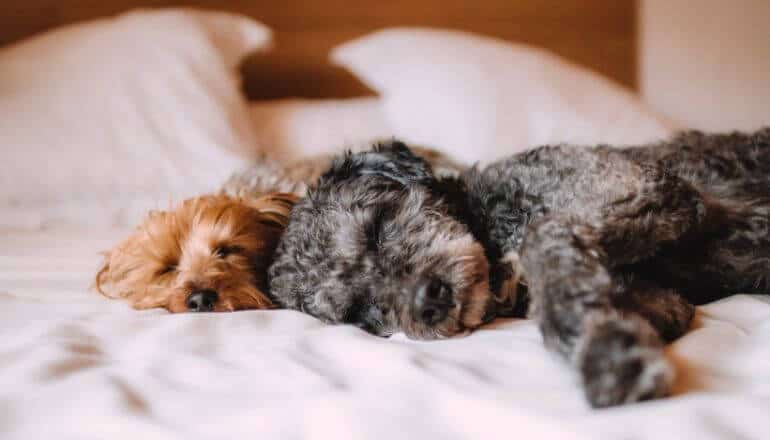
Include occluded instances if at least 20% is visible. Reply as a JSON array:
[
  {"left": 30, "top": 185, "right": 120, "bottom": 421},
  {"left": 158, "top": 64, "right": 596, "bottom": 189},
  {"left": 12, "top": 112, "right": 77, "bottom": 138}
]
[{"left": 1, "top": 1, "right": 638, "bottom": 99}]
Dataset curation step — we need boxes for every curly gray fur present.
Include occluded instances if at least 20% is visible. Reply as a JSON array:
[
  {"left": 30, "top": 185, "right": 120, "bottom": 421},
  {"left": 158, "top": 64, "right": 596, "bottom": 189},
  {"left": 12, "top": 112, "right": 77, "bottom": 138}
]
[{"left": 268, "top": 129, "right": 770, "bottom": 408}]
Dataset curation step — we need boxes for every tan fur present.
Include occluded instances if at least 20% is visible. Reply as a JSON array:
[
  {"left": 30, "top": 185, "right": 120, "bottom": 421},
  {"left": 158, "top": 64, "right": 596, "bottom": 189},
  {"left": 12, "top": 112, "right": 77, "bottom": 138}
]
[{"left": 95, "top": 193, "right": 297, "bottom": 313}]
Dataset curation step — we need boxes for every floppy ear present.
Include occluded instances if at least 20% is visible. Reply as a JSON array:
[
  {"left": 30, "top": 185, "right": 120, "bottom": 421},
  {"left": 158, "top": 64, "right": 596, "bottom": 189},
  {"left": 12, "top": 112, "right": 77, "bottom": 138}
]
[
  {"left": 94, "top": 246, "right": 149, "bottom": 306},
  {"left": 320, "top": 140, "right": 434, "bottom": 186},
  {"left": 243, "top": 193, "right": 298, "bottom": 228},
  {"left": 93, "top": 226, "right": 161, "bottom": 304},
  {"left": 94, "top": 252, "right": 113, "bottom": 297},
  {"left": 93, "top": 246, "right": 131, "bottom": 300}
]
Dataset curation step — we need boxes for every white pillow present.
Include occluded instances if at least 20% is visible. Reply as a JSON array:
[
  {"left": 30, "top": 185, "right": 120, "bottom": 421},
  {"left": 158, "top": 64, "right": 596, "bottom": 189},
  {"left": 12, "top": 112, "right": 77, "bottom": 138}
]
[
  {"left": 332, "top": 28, "right": 677, "bottom": 165},
  {"left": 0, "top": 9, "right": 269, "bottom": 228},
  {"left": 248, "top": 97, "right": 393, "bottom": 163}
]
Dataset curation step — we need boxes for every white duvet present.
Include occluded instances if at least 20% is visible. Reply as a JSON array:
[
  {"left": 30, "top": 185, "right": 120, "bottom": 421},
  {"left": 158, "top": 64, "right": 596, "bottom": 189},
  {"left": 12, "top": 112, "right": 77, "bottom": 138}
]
[{"left": 2, "top": 227, "right": 769, "bottom": 440}]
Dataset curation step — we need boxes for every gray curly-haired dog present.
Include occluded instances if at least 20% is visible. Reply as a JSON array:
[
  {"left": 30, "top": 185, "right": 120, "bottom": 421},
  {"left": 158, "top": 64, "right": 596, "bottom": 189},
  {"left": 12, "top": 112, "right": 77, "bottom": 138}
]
[{"left": 268, "top": 129, "right": 770, "bottom": 407}]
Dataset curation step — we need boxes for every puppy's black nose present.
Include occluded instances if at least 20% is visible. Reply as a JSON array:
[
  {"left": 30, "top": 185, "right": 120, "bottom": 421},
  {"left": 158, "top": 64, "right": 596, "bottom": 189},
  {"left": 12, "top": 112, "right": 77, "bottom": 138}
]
[
  {"left": 186, "top": 289, "right": 218, "bottom": 312},
  {"left": 412, "top": 279, "right": 453, "bottom": 325}
]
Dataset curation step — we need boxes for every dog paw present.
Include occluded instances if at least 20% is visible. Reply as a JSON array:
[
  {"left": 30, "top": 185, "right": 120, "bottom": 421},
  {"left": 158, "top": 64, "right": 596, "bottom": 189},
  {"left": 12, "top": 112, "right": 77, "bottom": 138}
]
[{"left": 579, "top": 324, "right": 674, "bottom": 408}]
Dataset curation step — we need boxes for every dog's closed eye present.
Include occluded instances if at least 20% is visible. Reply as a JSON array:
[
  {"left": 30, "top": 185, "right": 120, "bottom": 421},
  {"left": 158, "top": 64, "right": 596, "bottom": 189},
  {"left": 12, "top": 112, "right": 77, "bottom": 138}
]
[
  {"left": 157, "top": 264, "right": 177, "bottom": 276},
  {"left": 366, "top": 218, "right": 384, "bottom": 252},
  {"left": 365, "top": 205, "right": 396, "bottom": 253},
  {"left": 214, "top": 245, "right": 243, "bottom": 258}
]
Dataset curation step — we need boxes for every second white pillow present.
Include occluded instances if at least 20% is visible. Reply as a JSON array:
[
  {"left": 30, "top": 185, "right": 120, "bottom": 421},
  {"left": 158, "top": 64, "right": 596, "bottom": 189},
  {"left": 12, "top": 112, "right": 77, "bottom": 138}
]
[{"left": 332, "top": 28, "right": 676, "bottom": 164}]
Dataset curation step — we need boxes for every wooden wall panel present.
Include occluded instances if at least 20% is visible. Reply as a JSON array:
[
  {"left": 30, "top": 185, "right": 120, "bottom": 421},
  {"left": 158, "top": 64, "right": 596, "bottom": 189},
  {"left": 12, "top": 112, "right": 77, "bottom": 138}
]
[{"left": 0, "top": 1, "right": 638, "bottom": 99}]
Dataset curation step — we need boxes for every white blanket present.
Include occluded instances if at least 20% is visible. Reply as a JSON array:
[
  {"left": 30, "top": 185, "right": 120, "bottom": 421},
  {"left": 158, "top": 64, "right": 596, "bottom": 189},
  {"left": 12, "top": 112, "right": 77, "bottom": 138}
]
[{"left": 2, "top": 228, "right": 769, "bottom": 439}]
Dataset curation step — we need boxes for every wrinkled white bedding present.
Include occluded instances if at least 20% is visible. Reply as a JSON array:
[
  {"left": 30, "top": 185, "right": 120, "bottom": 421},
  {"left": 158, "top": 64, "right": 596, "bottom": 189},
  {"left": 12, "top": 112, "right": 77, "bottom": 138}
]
[
  {"left": 2, "top": 227, "right": 769, "bottom": 440},
  {"left": 3, "top": 10, "right": 769, "bottom": 439}
]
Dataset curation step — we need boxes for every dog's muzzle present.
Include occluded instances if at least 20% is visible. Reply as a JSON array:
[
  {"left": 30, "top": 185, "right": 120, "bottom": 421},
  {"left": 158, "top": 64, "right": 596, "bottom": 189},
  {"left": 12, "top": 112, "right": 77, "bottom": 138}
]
[
  {"left": 186, "top": 289, "right": 218, "bottom": 312},
  {"left": 411, "top": 278, "right": 454, "bottom": 325}
]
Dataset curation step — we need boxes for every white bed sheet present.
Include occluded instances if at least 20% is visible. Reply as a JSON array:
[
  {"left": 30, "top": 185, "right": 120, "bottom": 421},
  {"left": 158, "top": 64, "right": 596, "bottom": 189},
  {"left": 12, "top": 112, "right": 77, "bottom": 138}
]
[{"left": 1, "top": 227, "right": 769, "bottom": 440}]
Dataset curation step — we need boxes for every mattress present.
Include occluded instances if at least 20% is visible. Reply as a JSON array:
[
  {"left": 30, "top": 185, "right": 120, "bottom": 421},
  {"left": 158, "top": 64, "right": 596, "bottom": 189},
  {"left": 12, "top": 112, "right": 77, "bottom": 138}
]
[{"left": 1, "top": 227, "right": 769, "bottom": 440}]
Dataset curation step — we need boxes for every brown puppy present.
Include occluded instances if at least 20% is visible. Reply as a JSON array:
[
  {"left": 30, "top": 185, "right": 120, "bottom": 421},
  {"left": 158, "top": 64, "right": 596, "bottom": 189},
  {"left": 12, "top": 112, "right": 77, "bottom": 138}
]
[{"left": 96, "top": 193, "right": 296, "bottom": 312}]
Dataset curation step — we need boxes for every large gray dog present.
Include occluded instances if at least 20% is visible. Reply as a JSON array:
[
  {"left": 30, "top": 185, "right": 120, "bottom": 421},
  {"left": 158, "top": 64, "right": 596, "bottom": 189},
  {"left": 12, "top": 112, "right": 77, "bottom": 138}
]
[{"left": 268, "top": 129, "right": 770, "bottom": 407}]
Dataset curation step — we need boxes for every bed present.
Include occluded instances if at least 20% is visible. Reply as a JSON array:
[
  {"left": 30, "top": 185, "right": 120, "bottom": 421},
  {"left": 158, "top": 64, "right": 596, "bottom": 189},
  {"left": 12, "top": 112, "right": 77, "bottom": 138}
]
[{"left": 1, "top": 3, "right": 769, "bottom": 439}]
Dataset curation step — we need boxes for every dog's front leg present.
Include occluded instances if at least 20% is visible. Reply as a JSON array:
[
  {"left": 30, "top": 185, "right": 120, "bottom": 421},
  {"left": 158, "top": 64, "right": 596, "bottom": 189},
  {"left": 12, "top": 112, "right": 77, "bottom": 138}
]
[{"left": 520, "top": 216, "right": 674, "bottom": 407}]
